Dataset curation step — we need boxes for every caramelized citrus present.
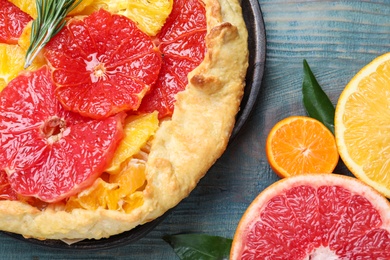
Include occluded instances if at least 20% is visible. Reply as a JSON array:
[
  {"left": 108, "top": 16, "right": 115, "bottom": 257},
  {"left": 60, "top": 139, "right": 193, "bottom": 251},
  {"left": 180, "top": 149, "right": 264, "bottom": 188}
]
[
  {"left": 0, "top": 66, "right": 124, "bottom": 202},
  {"left": 266, "top": 116, "right": 339, "bottom": 178}
]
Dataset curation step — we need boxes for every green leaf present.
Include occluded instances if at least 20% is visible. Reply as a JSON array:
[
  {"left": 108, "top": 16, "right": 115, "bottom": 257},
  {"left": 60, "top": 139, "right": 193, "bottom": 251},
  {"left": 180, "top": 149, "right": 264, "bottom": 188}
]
[
  {"left": 302, "top": 59, "right": 335, "bottom": 134},
  {"left": 163, "top": 233, "right": 232, "bottom": 260}
]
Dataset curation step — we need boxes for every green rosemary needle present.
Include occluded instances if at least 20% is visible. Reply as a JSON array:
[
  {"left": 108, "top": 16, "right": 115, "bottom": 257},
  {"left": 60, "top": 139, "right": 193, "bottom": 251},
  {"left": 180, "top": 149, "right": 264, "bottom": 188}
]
[{"left": 24, "top": 0, "right": 82, "bottom": 69}]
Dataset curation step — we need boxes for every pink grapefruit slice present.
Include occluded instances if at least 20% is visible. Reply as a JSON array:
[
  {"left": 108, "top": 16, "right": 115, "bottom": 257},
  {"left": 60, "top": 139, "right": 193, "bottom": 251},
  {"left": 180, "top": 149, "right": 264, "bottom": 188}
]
[
  {"left": 231, "top": 174, "right": 390, "bottom": 259},
  {"left": 0, "top": 0, "right": 32, "bottom": 44},
  {"left": 44, "top": 9, "right": 162, "bottom": 119},
  {"left": 0, "top": 66, "right": 124, "bottom": 203},
  {"left": 0, "top": 170, "right": 17, "bottom": 200},
  {"left": 138, "top": 0, "right": 207, "bottom": 118}
]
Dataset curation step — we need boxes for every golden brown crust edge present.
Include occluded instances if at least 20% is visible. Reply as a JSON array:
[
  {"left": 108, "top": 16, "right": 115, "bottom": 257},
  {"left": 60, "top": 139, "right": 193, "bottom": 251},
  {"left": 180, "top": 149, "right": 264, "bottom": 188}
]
[{"left": 0, "top": 0, "right": 249, "bottom": 240}]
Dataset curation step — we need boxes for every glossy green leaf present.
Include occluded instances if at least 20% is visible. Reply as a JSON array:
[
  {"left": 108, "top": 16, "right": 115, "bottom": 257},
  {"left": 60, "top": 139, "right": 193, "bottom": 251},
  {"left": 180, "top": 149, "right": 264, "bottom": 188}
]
[
  {"left": 302, "top": 59, "right": 335, "bottom": 134},
  {"left": 163, "top": 233, "right": 232, "bottom": 260}
]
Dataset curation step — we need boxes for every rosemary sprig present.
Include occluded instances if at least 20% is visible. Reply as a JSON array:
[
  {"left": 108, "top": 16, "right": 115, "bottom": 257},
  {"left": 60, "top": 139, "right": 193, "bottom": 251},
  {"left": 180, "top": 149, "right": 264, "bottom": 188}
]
[{"left": 24, "top": 0, "right": 82, "bottom": 69}]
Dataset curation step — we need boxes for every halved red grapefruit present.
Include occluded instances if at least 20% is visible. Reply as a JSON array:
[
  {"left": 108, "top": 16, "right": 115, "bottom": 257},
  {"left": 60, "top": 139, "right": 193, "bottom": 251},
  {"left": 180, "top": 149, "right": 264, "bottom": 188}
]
[
  {"left": 0, "top": 66, "right": 124, "bottom": 202},
  {"left": 231, "top": 174, "right": 390, "bottom": 259}
]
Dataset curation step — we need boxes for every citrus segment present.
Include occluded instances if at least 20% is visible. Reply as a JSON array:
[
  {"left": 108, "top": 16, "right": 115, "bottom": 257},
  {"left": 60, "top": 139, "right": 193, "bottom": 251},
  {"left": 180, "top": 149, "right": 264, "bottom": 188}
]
[
  {"left": 0, "top": 43, "right": 45, "bottom": 92},
  {"left": 69, "top": 0, "right": 95, "bottom": 15},
  {"left": 8, "top": 0, "right": 94, "bottom": 19},
  {"left": 138, "top": 0, "right": 207, "bottom": 118},
  {"left": 75, "top": 0, "right": 173, "bottom": 36},
  {"left": 107, "top": 0, "right": 173, "bottom": 36},
  {"left": 76, "top": 0, "right": 108, "bottom": 15},
  {"left": 266, "top": 116, "right": 339, "bottom": 178},
  {"left": 231, "top": 174, "right": 390, "bottom": 259},
  {"left": 44, "top": 9, "right": 162, "bottom": 119},
  {"left": 66, "top": 159, "right": 146, "bottom": 212},
  {"left": 0, "top": 66, "right": 124, "bottom": 202},
  {"left": 105, "top": 112, "right": 159, "bottom": 174},
  {"left": 335, "top": 52, "right": 390, "bottom": 198},
  {"left": 0, "top": 170, "right": 18, "bottom": 200},
  {"left": 0, "top": 0, "right": 32, "bottom": 44},
  {"left": 0, "top": 43, "right": 24, "bottom": 91},
  {"left": 7, "top": 0, "right": 36, "bottom": 18}
]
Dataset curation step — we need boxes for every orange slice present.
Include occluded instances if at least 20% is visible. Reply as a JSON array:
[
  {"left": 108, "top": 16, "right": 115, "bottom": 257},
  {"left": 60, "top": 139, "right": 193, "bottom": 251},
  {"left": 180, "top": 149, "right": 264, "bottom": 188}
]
[
  {"left": 0, "top": 44, "right": 24, "bottom": 91},
  {"left": 78, "top": 0, "right": 173, "bottom": 36},
  {"left": 8, "top": 0, "right": 94, "bottom": 19},
  {"left": 266, "top": 116, "right": 339, "bottom": 178},
  {"left": 66, "top": 159, "right": 146, "bottom": 212},
  {"left": 105, "top": 112, "right": 159, "bottom": 174},
  {"left": 335, "top": 52, "right": 390, "bottom": 198},
  {"left": 231, "top": 174, "right": 390, "bottom": 259},
  {"left": 0, "top": 43, "right": 45, "bottom": 92}
]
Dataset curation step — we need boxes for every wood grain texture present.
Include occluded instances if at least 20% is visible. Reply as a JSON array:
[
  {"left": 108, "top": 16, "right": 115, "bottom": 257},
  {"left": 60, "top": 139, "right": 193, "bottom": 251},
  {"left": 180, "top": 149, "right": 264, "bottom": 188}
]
[{"left": 1, "top": 0, "right": 390, "bottom": 259}]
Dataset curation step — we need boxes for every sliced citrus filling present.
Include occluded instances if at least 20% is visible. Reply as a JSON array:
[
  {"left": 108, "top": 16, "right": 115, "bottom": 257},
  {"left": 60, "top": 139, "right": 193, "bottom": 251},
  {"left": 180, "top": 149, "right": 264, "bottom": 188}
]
[
  {"left": 44, "top": 9, "right": 162, "bottom": 119},
  {"left": 8, "top": 0, "right": 95, "bottom": 19},
  {"left": 0, "top": 43, "right": 46, "bottom": 92},
  {"left": 66, "top": 158, "right": 147, "bottom": 212},
  {"left": 0, "top": 0, "right": 208, "bottom": 209},
  {"left": 0, "top": 66, "right": 124, "bottom": 202},
  {"left": 112, "top": 0, "right": 173, "bottom": 36},
  {"left": 74, "top": 0, "right": 173, "bottom": 36},
  {"left": 138, "top": 0, "right": 207, "bottom": 118},
  {"left": 0, "top": 170, "right": 17, "bottom": 200},
  {"left": 105, "top": 112, "right": 159, "bottom": 174},
  {"left": 0, "top": 44, "right": 25, "bottom": 91},
  {"left": 0, "top": 0, "right": 32, "bottom": 44}
]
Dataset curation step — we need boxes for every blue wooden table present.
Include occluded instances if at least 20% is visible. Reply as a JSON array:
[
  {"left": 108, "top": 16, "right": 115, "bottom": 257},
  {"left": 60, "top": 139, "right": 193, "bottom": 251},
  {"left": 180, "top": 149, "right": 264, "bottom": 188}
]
[{"left": 2, "top": 0, "right": 390, "bottom": 259}]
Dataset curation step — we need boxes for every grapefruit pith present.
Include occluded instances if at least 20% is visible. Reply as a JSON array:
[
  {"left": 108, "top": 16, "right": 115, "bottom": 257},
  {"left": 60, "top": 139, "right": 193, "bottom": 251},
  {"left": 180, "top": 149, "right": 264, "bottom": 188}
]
[
  {"left": 0, "top": 66, "right": 124, "bottom": 203},
  {"left": 138, "top": 0, "right": 207, "bottom": 118},
  {"left": 44, "top": 9, "right": 162, "bottom": 119},
  {"left": 231, "top": 174, "right": 390, "bottom": 259}
]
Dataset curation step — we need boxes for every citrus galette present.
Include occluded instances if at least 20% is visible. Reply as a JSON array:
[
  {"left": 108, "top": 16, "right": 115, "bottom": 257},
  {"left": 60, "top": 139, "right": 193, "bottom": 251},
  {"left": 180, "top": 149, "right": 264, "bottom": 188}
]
[{"left": 0, "top": 0, "right": 248, "bottom": 240}]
